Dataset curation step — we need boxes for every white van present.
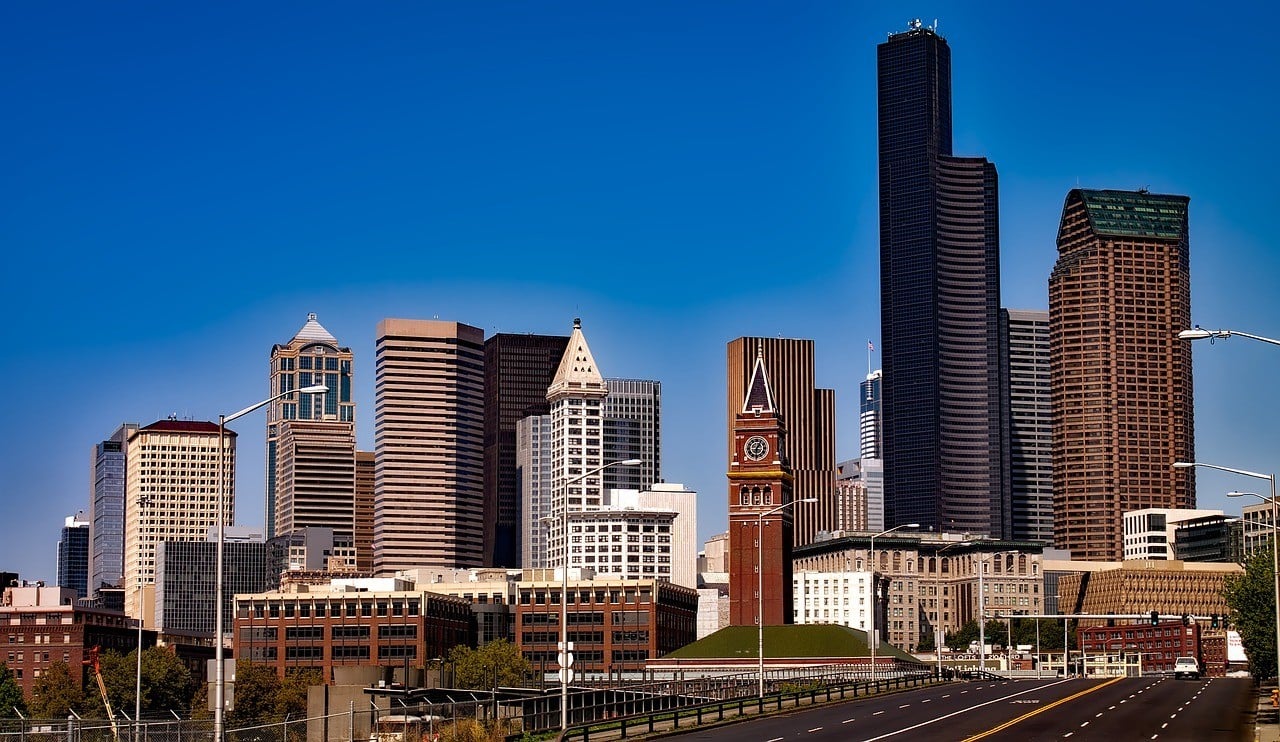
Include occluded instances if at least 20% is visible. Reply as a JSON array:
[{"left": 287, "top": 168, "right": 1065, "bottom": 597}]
[{"left": 1173, "top": 657, "right": 1201, "bottom": 679}]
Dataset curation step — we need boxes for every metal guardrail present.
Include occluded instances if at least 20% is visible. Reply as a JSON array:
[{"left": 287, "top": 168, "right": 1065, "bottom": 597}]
[{"left": 553, "top": 671, "right": 943, "bottom": 741}]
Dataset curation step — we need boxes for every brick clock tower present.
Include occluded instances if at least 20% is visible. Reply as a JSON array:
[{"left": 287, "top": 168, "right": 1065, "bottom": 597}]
[{"left": 728, "top": 349, "right": 796, "bottom": 627}]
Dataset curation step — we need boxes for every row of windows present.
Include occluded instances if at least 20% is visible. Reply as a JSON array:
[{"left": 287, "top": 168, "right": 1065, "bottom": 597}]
[{"left": 242, "top": 600, "right": 421, "bottom": 619}]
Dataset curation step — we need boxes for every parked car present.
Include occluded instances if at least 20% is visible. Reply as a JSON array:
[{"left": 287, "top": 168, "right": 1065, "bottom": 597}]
[{"left": 1173, "top": 657, "right": 1201, "bottom": 679}]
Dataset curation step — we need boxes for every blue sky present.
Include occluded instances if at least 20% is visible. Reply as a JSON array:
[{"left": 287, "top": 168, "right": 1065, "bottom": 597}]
[{"left": 3, "top": 2, "right": 1279, "bottom": 581}]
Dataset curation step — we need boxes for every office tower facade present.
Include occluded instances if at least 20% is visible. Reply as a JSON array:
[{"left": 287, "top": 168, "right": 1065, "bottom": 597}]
[
  {"left": 482, "top": 333, "right": 569, "bottom": 568},
  {"left": 155, "top": 538, "right": 271, "bottom": 636},
  {"left": 835, "top": 459, "right": 869, "bottom": 532},
  {"left": 373, "top": 319, "right": 485, "bottom": 572},
  {"left": 726, "top": 338, "right": 835, "bottom": 547},
  {"left": 123, "top": 418, "right": 235, "bottom": 621},
  {"left": 57, "top": 513, "right": 90, "bottom": 598},
  {"left": 859, "top": 371, "right": 882, "bottom": 459},
  {"left": 728, "top": 353, "right": 796, "bottom": 626},
  {"left": 273, "top": 419, "right": 356, "bottom": 541},
  {"left": 878, "top": 21, "right": 1006, "bottom": 538},
  {"left": 1049, "top": 189, "right": 1194, "bottom": 560},
  {"left": 353, "top": 451, "right": 374, "bottom": 572},
  {"left": 1001, "top": 309, "right": 1053, "bottom": 543},
  {"left": 545, "top": 319, "right": 609, "bottom": 574},
  {"left": 266, "top": 313, "right": 354, "bottom": 539},
  {"left": 89, "top": 423, "right": 136, "bottom": 595},
  {"left": 603, "top": 379, "right": 662, "bottom": 492},
  {"left": 517, "top": 414, "right": 554, "bottom": 569}
]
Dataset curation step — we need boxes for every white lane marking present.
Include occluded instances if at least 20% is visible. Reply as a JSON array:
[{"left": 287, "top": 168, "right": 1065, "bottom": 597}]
[
  {"left": 1109, "top": 705, "right": 1117, "bottom": 710},
  {"left": 960, "top": 690, "right": 969, "bottom": 694},
  {"left": 873, "top": 711, "right": 885, "bottom": 716},
  {"left": 1161, "top": 723, "right": 1168, "bottom": 729},
  {"left": 854, "top": 678, "right": 1077, "bottom": 742},
  {"left": 942, "top": 694, "right": 951, "bottom": 698},
  {"left": 808, "top": 728, "right": 823, "bottom": 733},
  {"left": 1120, "top": 699, "right": 1127, "bottom": 704},
  {"left": 1151, "top": 735, "right": 1159, "bottom": 740},
  {"left": 1095, "top": 712, "right": 1103, "bottom": 718},
  {"left": 1064, "top": 734, "right": 1074, "bottom": 738},
  {"left": 1081, "top": 721, "right": 1089, "bottom": 727},
  {"left": 899, "top": 704, "right": 910, "bottom": 709},
  {"left": 922, "top": 699, "right": 932, "bottom": 703},
  {"left": 1170, "top": 714, "right": 1177, "bottom": 719},
  {"left": 842, "top": 719, "right": 856, "bottom": 724},
  {"left": 766, "top": 738, "right": 783, "bottom": 742}
]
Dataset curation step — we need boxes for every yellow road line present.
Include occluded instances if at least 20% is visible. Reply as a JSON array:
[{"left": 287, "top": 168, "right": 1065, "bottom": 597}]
[{"left": 959, "top": 676, "right": 1126, "bottom": 742}]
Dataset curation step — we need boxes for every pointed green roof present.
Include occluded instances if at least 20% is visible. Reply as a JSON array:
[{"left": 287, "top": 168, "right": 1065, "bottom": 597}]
[{"left": 1071, "top": 189, "right": 1189, "bottom": 240}]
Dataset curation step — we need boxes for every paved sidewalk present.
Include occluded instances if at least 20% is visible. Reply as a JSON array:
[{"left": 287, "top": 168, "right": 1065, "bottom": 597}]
[{"left": 1256, "top": 684, "right": 1278, "bottom": 742}]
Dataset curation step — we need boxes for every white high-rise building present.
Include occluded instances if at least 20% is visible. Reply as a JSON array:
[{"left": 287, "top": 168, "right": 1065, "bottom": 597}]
[
  {"left": 518, "top": 413, "right": 554, "bottom": 569},
  {"left": 124, "top": 418, "right": 234, "bottom": 623},
  {"left": 793, "top": 570, "right": 875, "bottom": 630},
  {"left": 545, "top": 319, "right": 609, "bottom": 573},
  {"left": 1123, "top": 508, "right": 1224, "bottom": 560}
]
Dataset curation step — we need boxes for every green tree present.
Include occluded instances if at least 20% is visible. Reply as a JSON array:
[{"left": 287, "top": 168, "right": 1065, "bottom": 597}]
[
  {"left": 916, "top": 630, "right": 935, "bottom": 652},
  {"left": 1224, "top": 545, "right": 1277, "bottom": 679},
  {"left": 276, "top": 669, "right": 322, "bottom": 720},
  {"left": 82, "top": 648, "right": 191, "bottom": 717},
  {"left": 28, "top": 661, "right": 84, "bottom": 719},
  {"left": 446, "top": 639, "right": 530, "bottom": 690},
  {"left": 945, "top": 619, "right": 978, "bottom": 650},
  {"left": 0, "top": 662, "right": 27, "bottom": 719},
  {"left": 227, "top": 660, "right": 282, "bottom": 725}
]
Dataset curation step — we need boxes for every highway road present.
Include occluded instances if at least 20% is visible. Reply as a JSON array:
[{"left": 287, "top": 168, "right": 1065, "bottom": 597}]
[{"left": 663, "top": 676, "right": 1253, "bottom": 741}]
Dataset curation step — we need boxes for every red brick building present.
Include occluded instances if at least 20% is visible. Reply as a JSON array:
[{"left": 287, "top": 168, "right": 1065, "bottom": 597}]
[
  {"left": 515, "top": 576, "right": 697, "bottom": 679},
  {"left": 728, "top": 351, "right": 796, "bottom": 627},
  {"left": 234, "top": 585, "right": 472, "bottom": 680},
  {"left": 1, "top": 585, "right": 144, "bottom": 700},
  {"left": 1078, "top": 620, "right": 1212, "bottom": 676}
]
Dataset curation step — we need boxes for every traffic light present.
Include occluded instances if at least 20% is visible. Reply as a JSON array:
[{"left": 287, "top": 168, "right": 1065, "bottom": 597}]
[
  {"left": 1211, "top": 614, "right": 1220, "bottom": 629},
  {"left": 1181, "top": 613, "right": 1191, "bottom": 627},
  {"left": 1150, "top": 611, "right": 1159, "bottom": 626}
]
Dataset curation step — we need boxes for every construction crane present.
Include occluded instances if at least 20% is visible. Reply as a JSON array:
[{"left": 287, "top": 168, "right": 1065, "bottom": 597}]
[{"left": 84, "top": 646, "right": 120, "bottom": 742}]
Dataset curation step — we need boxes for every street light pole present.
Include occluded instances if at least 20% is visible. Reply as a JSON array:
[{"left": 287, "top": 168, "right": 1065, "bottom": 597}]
[
  {"left": 933, "top": 541, "right": 965, "bottom": 678},
  {"left": 213, "top": 384, "right": 326, "bottom": 742},
  {"left": 755, "top": 497, "right": 817, "bottom": 698},
  {"left": 135, "top": 495, "right": 149, "bottom": 739},
  {"left": 1174, "top": 461, "right": 1280, "bottom": 682},
  {"left": 558, "top": 458, "right": 641, "bottom": 731},
  {"left": 867, "top": 524, "right": 918, "bottom": 682},
  {"left": 1178, "top": 327, "right": 1280, "bottom": 347}
]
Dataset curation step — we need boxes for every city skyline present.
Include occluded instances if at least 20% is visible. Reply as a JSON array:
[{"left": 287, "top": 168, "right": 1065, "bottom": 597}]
[{"left": 5, "top": 4, "right": 1280, "bottom": 580}]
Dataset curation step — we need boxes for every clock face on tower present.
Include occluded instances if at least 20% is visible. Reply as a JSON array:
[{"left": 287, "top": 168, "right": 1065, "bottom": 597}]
[{"left": 744, "top": 435, "right": 770, "bottom": 462}]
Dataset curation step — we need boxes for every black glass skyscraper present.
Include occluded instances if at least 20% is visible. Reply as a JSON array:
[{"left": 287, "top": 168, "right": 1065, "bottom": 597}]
[
  {"left": 482, "top": 332, "right": 570, "bottom": 567},
  {"left": 877, "top": 21, "right": 1007, "bottom": 537}
]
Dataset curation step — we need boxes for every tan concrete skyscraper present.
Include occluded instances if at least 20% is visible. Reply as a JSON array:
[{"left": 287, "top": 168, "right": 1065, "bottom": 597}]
[
  {"left": 727, "top": 338, "right": 835, "bottom": 547},
  {"left": 373, "top": 319, "right": 485, "bottom": 572},
  {"left": 267, "top": 313, "right": 354, "bottom": 540},
  {"left": 123, "top": 418, "right": 234, "bottom": 622},
  {"left": 1049, "top": 189, "right": 1195, "bottom": 561}
]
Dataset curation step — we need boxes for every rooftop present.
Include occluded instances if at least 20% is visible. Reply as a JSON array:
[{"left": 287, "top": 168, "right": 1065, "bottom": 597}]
[{"left": 1073, "top": 189, "right": 1189, "bottom": 240}]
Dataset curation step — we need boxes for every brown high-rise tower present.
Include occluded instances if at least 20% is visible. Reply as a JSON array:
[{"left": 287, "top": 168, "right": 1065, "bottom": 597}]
[
  {"left": 727, "top": 338, "right": 834, "bottom": 547},
  {"left": 728, "top": 351, "right": 796, "bottom": 626},
  {"left": 1049, "top": 189, "right": 1195, "bottom": 561}
]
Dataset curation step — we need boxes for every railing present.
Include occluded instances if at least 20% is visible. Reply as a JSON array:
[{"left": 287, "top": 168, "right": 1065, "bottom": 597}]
[{"left": 551, "top": 670, "right": 942, "bottom": 741}]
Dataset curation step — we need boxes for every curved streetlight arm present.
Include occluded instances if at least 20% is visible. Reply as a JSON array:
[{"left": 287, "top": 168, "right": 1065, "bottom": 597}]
[
  {"left": 223, "top": 384, "right": 328, "bottom": 424},
  {"left": 1179, "top": 327, "right": 1280, "bottom": 346},
  {"left": 1173, "top": 461, "right": 1272, "bottom": 482}
]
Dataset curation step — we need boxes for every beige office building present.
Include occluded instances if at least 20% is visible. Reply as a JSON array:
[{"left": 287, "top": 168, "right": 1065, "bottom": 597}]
[
  {"left": 266, "top": 313, "right": 355, "bottom": 540},
  {"left": 373, "top": 319, "right": 485, "bottom": 572},
  {"left": 273, "top": 420, "right": 356, "bottom": 540},
  {"left": 123, "top": 418, "right": 234, "bottom": 622}
]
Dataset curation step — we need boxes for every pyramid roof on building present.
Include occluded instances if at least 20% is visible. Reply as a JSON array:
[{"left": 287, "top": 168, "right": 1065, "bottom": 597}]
[
  {"left": 547, "top": 318, "right": 606, "bottom": 399},
  {"left": 742, "top": 345, "right": 776, "bottom": 414},
  {"left": 292, "top": 313, "right": 339, "bottom": 344}
]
